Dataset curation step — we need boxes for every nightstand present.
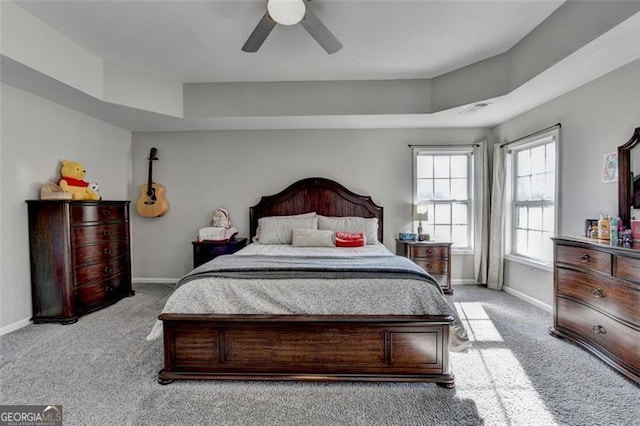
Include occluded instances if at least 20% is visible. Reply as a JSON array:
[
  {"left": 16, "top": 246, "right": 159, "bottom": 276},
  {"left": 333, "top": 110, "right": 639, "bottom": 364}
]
[
  {"left": 396, "top": 240, "right": 453, "bottom": 294},
  {"left": 192, "top": 237, "right": 248, "bottom": 268}
]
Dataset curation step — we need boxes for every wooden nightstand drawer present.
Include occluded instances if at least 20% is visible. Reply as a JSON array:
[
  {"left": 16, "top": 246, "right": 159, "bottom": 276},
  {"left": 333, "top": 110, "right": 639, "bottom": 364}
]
[
  {"left": 556, "top": 244, "right": 611, "bottom": 275},
  {"left": 413, "top": 260, "right": 448, "bottom": 275},
  {"left": 410, "top": 246, "right": 448, "bottom": 259}
]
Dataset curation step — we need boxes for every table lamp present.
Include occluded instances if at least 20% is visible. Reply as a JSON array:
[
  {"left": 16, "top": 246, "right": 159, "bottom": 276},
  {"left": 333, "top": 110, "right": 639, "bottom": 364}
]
[{"left": 413, "top": 204, "right": 429, "bottom": 240}]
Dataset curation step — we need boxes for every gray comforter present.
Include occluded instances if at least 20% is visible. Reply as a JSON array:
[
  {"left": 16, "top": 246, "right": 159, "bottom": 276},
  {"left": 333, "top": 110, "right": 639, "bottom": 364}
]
[{"left": 147, "top": 254, "right": 469, "bottom": 352}]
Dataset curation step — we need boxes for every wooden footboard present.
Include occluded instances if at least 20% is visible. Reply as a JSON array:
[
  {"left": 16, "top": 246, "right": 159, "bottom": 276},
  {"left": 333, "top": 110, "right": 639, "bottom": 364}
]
[{"left": 158, "top": 313, "right": 455, "bottom": 388}]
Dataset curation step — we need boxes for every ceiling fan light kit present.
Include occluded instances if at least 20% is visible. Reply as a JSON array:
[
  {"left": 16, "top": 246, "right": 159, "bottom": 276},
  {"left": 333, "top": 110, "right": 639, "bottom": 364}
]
[
  {"left": 242, "top": 0, "right": 342, "bottom": 54},
  {"left": 267, "top": 0, "right": 306, "bottom": 25}
]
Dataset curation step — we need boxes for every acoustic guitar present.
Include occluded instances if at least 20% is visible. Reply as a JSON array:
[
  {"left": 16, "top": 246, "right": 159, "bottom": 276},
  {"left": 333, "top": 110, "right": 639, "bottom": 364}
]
[{"left": 136, "top": 147, "right": 169, "bottom": 218}]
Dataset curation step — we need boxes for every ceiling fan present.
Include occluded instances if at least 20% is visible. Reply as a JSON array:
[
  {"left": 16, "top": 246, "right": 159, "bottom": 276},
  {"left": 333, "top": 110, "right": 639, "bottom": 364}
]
[{"left": 242, "top": 0, "right": 342, "bottom": 54}]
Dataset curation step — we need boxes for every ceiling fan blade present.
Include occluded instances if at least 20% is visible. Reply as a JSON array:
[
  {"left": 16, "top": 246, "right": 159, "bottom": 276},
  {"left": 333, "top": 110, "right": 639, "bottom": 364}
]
[
  {"left": 300, "top": 9, "right": 342, "bottom": 54},
  {"left": 242, "top": 12, "right": 277, "bottom": 52}
]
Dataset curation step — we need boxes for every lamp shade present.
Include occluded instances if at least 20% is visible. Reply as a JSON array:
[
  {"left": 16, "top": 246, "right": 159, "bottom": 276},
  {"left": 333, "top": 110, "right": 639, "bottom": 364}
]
[{"left": 413, "top": 204, "right": 429, "bottom": 221}]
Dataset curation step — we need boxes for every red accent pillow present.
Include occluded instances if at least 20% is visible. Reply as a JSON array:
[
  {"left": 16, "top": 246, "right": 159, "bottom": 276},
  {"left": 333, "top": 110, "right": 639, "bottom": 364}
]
[{"left": 335, "top": 232, "right": 365, "bottom": 247}]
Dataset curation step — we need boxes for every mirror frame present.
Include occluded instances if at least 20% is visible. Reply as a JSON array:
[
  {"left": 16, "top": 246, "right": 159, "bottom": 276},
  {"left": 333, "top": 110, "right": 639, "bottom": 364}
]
[{"left": 618, "top": 127, "right": 640, "bottom": 227}]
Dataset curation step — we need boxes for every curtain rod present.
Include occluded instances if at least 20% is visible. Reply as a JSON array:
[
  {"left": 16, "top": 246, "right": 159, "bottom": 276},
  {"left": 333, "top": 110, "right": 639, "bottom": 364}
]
[
  {"left": 499, "top": 123, "right": 561, "bottom": 148},
  {"left": 407, "top": 143, "right": 480, "bottom": 148}
]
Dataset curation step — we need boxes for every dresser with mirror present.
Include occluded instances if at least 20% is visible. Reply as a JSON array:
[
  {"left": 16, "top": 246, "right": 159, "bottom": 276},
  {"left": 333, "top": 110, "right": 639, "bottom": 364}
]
[{"left": 550, "top": 127, "right": 640, "bottom": 384}]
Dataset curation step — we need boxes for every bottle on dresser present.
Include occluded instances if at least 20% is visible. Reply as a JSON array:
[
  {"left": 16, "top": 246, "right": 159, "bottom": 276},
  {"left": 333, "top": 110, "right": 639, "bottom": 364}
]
[{"left": 597, "top": 215, "right": 611, "bottom": 240}]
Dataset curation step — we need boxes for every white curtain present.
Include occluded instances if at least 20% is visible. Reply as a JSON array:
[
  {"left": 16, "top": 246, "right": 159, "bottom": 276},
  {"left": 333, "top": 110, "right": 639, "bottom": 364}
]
[
  {"left": 486, "top": 144, "right": 507, "bottom": 290},
  {"left": 473, "top": 142, "right": 489, "bottom": 284}
]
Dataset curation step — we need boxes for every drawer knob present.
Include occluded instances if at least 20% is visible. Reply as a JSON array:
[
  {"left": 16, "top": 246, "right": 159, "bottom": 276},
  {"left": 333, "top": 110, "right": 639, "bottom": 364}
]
[
  {"left": 427, "top": 249, "right": 433, "bottom": 256},
  {"left": 592, "top": 325, "right": 606, "bottom": 334},
  {"left": 101, "top": 210, "right": 110, "bottom": 216},
  {"left": 592, "top": 288, "right": 604, "bottom": 298},
  {"left": 578, "top": 254, "right": 589, "bottom": 263},
  {"left": 104, "top": 266, "right": 112, "bottom": 273},
  {"left": 425, "top": 264, "right": 432, "bottom": 270},
  {"left": 103, "top": 248, "right": 112, "bottom": 255},
  {"left": 102, "top": 230, "right": 111, "bottom": 237}
]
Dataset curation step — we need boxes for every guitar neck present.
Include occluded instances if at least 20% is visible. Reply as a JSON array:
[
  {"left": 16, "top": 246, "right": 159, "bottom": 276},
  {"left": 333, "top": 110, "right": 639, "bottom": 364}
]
[{"left": 146, "top": 158, "right": 154, "bottom": 196}]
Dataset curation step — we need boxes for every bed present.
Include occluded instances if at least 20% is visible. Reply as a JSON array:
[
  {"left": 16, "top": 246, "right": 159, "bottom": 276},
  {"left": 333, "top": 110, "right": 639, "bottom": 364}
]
[{"left": 151, "top": 177, "right": 467, "bottom": 387}]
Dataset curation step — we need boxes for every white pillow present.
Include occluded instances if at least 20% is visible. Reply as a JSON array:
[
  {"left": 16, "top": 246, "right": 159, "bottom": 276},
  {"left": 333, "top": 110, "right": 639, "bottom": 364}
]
[
  {"left": 255, "top": 213, "right": 318, "bottom": 244},
  {"left": 291, "top": 229, "right": 335, "bottom": 247},
  {"left": 317, "top": 215, "right": 378, "bottom": 244}
]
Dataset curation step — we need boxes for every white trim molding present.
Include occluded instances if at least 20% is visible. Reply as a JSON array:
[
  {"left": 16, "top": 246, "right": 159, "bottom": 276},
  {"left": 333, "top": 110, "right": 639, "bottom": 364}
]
[
  {"left": 0, "top": 318, "right": 31, "bottom": 336},
  {"left": 132, "top": 277, "right": 179, "bottom": 285},
  {"left": 503, "top": 285, "right": 553, "bottom": 313}
]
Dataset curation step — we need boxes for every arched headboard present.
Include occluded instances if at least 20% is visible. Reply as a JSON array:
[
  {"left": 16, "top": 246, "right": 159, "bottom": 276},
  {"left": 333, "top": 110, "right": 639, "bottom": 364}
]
[{"left": 249, "top": 177, "right": 384, "bottom": 242}]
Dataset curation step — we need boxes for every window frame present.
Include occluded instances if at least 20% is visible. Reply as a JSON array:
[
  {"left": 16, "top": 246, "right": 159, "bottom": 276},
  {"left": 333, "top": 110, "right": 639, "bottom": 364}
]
[
  {"left": 505, "top": 129, "right": 560, "bottom": 268},
  {"left": 412, "top": 146, "right": 475, "bottom": 252}
]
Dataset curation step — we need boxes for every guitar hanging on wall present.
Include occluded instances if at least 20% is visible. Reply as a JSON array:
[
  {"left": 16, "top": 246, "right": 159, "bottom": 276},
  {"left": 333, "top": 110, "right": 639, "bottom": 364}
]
[{"left": 136, "top": 147, "right": 169, "bottom": 218}]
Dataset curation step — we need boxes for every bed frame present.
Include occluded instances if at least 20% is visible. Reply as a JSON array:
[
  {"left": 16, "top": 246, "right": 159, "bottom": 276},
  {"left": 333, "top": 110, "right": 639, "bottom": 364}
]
[{"left": 158, "top": 177, "right": 455, "bottom": 387}]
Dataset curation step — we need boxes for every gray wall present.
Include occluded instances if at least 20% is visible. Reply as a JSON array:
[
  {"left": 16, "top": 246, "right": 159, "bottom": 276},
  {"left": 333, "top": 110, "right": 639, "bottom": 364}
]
[
  {"left": 130, "top": 128, "right": 488, "bottom": 280},
  {"left": 2, "top": 59, "right": 638, "bottom": 332},
  {"left": 492, "top": 59, "right": 640, "bottom": 308},
  {"left": 0, "top": 84, "right": 132, "bottom": 332}
]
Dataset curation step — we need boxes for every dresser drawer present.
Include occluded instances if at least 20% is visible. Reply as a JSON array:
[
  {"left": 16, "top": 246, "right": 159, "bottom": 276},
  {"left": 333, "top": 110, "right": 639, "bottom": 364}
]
[
  {"left": 556, "top": 244, "right": 611, "bottom": 275},
  {"left": 74, "top": 255, "right": 129, "bottom": 285},
  {"left": 556, "top": 268, "right": 640, "bottom": 326},
  {"left": 413, "top": 260, "right": 448, "bottom": 275},
  {"left": 615, "top": 255, "right": 640, "bottom": 285},
  {"left": 411, "top": 246, "right": 448, "bottom": 259},
  {"left": 71, "top": 223, "right": 128, "bottom": 246},
  {"left": 73, "top": 241, "right": 129, "bottom": 266},
  {"left": 556, "top": 297, "right": 640, "bottom": 371},
  {"left": 71, "top": 204, "right": 127, "bottom": 223},
  {"left": 76, "top": 274, "right": 129, "bottom": 310}
]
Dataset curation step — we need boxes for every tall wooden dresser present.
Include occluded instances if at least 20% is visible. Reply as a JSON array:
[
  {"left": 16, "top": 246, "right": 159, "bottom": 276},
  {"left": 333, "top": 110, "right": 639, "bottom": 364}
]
[
  {"left": 550, "top": 236, "right": 639, "bottom": 383},
  {"left": 27, "top": 200, "right": 134, "bottom": 324}
]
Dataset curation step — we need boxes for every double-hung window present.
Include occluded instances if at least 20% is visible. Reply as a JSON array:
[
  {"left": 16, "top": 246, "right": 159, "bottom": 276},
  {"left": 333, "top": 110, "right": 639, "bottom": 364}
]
[
  {"left": 507, "top": 129, "right": 559, "bottom": 265},
  {"left": 413, "top": 147, "right": 474, "bottom": 250}
]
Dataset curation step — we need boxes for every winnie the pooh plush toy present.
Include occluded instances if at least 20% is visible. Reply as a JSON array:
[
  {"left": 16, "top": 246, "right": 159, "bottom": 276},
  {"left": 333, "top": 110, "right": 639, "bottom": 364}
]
[{"left": 58, "top": 160, "right": 101, "bottom": 201}]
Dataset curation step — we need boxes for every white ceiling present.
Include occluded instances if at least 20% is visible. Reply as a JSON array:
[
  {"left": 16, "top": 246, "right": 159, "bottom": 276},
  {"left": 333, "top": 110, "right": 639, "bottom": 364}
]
[{"left": 15, "top": 0, "right": 564, "bottom": 83}]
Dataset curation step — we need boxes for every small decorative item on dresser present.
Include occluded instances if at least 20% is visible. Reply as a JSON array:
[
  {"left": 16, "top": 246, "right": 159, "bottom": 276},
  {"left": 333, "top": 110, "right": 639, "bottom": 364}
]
[
  {"left": 396, "top": 239, "right": 453, "bottom": 294},
  {"left": 398, "top": 232, "right": 417, "bottom": 241},
  {"left": 192, "top": 237, "right": 247, "bottom": 268}
]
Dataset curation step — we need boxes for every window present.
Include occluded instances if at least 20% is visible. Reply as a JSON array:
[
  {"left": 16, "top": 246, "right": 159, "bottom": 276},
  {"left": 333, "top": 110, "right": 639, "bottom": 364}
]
[
  {"left": 413, "top": 147, "right": 474, "bottom": 249},
  {"left": 507, "top": 130, "right": 558, "bottom": 264}
]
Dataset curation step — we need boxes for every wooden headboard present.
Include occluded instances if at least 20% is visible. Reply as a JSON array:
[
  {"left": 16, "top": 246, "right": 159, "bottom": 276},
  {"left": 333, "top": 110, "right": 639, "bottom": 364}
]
[{"left": 249, "top": 177, "right": 384, "bottom": 242}]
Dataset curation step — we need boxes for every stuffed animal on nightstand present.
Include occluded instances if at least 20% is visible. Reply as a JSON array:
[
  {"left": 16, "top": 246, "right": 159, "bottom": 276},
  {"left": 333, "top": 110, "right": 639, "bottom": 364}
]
[{"left": 58, "top": 159, "right": 101, "bottom": 201}]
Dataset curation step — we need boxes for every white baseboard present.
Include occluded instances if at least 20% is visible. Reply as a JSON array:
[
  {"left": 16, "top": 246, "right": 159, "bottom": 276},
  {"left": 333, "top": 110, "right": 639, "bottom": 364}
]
[
  {"left": 0, "top": 318, "right": 31, "bottom": 336},
  {"left": 503, "top": 286, "right": 553, "bottom": 313},
  {"left": 452, "top": 279, "right": 477, "bottom": 286},
  {"left": 132, "top": 278, "right": 179, "bottom": 284}
]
